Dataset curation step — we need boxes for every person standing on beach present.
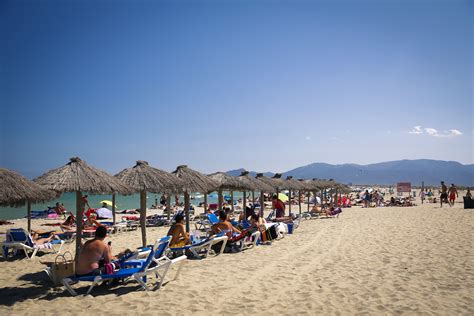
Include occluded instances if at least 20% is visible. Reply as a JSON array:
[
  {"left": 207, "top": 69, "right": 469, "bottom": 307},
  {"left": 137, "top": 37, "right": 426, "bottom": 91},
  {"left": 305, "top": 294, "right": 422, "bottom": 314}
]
[
  {"left": 448, "top": 184, "right": 458, "bottom": 206},
  {"left": 440, "top": 181, "right": 448, "bottom": 207}
]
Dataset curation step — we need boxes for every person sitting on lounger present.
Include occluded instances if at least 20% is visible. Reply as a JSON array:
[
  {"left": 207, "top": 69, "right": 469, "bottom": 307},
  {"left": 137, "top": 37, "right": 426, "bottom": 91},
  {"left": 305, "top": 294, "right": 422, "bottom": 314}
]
[
  {"left": 75, "top": 226, "right": 113, "bottom": 276},
  {"left": 167, "top": 214, "right": 191, "bottom": 247},
  {"left": 84, "top": 213, "right": 101, "bottom": 229},
  {"left": 211, "top": 210, "right": 241, "bottom": 238},
  {"left": 250, "top": 213, "right": 266, "bottom": 229},
  {"left": 30, "top": 230, "right": 55, "bottom": 244}
]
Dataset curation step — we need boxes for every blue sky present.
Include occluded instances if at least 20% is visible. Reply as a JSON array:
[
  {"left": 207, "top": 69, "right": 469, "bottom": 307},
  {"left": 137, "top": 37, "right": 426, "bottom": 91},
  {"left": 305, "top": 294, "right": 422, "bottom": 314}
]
[{"left": 1, "top": 0, "right": 472, "bottom": 178}]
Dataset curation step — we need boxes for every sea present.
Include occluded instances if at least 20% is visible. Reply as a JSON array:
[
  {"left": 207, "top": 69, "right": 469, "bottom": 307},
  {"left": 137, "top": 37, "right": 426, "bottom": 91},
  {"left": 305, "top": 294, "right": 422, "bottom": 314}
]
[{"left": 0, "top": 191, "right": 248, "bottom": 220}]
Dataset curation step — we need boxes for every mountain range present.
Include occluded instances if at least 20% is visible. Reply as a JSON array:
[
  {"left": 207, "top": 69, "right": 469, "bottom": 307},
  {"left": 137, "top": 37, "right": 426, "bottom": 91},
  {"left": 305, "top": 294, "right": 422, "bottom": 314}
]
[{"left": 226, "top": 159, "right": 474, "bottom": 186}]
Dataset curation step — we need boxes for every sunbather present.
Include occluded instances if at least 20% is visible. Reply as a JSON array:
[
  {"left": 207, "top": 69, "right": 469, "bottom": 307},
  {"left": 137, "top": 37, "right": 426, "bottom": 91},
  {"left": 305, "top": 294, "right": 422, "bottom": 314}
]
[
  {"left": 167, "top": 214, "right": 191, "bottom": 247},
  {"left": 211, "top": 210, "right": 241, "bottom": 238},
  {"left": 31, "top": 230, "right": 55, "bottom": 245},
  {"left": 75, "top": 226, "right": 113, "bottom": 276},
  {"left": 249, "top": 213, "right": 266, "bottom": 229}
]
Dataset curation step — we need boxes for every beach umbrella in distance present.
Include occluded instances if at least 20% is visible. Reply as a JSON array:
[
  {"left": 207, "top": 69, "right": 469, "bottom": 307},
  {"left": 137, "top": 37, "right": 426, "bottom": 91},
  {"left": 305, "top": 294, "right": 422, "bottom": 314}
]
[
  {"left": 0, "top": 168, "right": 57, "bottom": 233},
  {"left": 237, "top": 171, "right": 274, "bottom": 218},
  {"left": 255, "top": 173, "right": 284, "bottom": 216},
  {"left": 172, "top": 165, "right": 219, "bottom": 232},
  {"left": 115, "top": 160, "right": 185, "bottom": 246},
  {"left": 285, "top": 176, "right": 305, "bottom": 216},
  {"left": 208, "top": 172, "right": 252, "bottom": 211},
  {"left": 34, "top": 157, "right": 132, "bottom": 260}
]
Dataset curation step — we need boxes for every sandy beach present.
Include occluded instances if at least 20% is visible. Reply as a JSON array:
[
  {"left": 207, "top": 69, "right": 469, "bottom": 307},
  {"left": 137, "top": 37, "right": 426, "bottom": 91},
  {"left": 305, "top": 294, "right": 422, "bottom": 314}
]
[{"left": 0, "top": 199, "right": 473, "bottom": 315}]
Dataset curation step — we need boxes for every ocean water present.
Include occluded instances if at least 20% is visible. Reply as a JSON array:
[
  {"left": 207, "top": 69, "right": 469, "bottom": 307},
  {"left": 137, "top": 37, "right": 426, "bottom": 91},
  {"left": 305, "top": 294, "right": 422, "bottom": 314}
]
[{"left": 0, "top": 191, "right": 249, "bottom": 220}]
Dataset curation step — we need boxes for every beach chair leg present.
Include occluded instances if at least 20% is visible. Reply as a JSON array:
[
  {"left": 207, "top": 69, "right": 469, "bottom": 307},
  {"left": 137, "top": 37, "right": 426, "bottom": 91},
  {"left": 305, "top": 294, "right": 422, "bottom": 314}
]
[
  {"left": 219, "top": 239, "right": 227, "bottom": 255},
  {"left": 133, "top": 273, "right": 149, "bottom": 291},
  {"left": 86, "top": 277, "right": 102, "bottom": 295},
  {"left": 169, "top": 256, "right": 186, "bottom": 281},
  {"left": 62, "top": 278, "right": 78, "bottom": 296}
]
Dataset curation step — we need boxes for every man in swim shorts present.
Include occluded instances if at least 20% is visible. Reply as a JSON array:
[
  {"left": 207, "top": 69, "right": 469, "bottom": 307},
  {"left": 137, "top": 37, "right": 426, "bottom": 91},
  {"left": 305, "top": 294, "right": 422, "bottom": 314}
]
[
  {"left": 448, "top": 184, "right": 458, "bottom": 207},
  {"left": 440, "top": 181, "right": 448, "bottom": 207}
]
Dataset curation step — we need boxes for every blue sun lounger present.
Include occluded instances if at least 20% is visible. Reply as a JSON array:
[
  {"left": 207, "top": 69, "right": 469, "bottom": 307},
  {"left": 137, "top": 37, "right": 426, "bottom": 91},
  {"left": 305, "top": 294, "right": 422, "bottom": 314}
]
[{"left": 62, "top": 236, "right": 186, "bottom": 296}]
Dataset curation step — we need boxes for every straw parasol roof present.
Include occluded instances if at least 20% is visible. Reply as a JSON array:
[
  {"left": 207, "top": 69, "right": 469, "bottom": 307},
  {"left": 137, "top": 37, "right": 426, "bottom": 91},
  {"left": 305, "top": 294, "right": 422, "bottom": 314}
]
[
  {"left": 208, "top": 172, "right": 251, "bottom": 191},
  {"left": 237, "top": 171, "right": 274, "bottom": 192},
  {"left": 255, "top": 173, "right": 284, "bottom": 192},
  {"left": 172, "top": 165, "right": 219, "bottom": 193},
  {"left": 115, "top": 161, "right": 185, "bottom": 194},
  {"left": 34, "top": 157, "right": 132, "bottom": 195},
  {"left": 284, "top": 176, "right": 305, "bottom": 191},
  {"left": 0, "top": 168, "right": 57, "bottom": 207}
]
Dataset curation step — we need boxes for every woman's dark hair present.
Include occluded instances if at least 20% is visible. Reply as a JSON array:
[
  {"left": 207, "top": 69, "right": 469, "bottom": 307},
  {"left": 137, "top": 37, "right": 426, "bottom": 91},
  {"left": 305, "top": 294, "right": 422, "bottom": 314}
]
[
  {"left": 219, "top": 210, "right": 227, "bottom": 221},
  {"left": 272, "top": 194, "right": 277, "bottom": 199},
  {"left": 250, "top": 214, "right": 260, "bottom": 221},
  {"left": 95, "top": 225, "right": 107, "bottom": 238},
  {"left": 175, "top": 214, "right": 184, "bottom": 223}
]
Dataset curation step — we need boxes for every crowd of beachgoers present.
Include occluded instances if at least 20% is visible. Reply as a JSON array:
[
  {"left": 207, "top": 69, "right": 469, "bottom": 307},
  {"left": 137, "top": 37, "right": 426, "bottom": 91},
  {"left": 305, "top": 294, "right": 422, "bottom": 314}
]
[{"left": 0, "top": 186, "right": 473, "bottom": 315}]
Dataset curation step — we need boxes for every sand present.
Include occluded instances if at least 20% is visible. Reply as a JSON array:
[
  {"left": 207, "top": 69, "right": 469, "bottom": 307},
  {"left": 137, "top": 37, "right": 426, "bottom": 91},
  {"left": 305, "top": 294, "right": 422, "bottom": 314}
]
[{"left": 0, "top": 199, "right": 473, "bottom": 315}]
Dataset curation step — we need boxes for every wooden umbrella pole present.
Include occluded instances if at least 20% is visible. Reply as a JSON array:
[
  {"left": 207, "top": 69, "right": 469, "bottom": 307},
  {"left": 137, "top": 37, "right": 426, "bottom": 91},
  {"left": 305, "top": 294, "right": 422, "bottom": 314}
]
[
  {"left": 252, "top": 191, "right": 255, "bottom": 204},
  {"left": 231, "top": 191, "right": 234, "bottom": 212},
  {"left": 298, "top": 191, "right": 302, "bottom": 217},
  {"left": 75, "top": 191, "right": 84, "bottom": 261},
  {"left": 140, "top": 190, "right": 147, "bottom": 247},
  {"left": 204, "top": 193, "right": 208, "bottom": 214},
  {"left": 27, "top": 200, "right": 31, "bottom": 233},
  {"left": 112, "top": 193, "right": 116, "bottom": 225},
  {"left": 184, "top": 192, "right": 190, "bottom": 232},
  {"left": 218, "top": 188, "right": 223, "bottom": 211},
  {"left": 166, "top": 195, "right": 171, "bottom": 221},
  {"left": 260, "top": 191, "right": 264, "bottom": 217},
  {"left": 307, "top": 192, "right": 310, "bottom": 211},
  {"left": 243, "top": 191, "right": 247, "bottom": 217}
]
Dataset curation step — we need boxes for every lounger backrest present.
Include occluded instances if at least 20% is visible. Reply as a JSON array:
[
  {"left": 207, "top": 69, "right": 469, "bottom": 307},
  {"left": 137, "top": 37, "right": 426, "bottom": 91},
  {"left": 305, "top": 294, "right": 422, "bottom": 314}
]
[
  {"left": 207, "top": 213, "right": 219, "bottom": 225},
  {"left": 8, "top": 229, "right": 32, "bottom": 246},
  {"left": 153, "top": 236, "right": 171, "bottom": 260}
]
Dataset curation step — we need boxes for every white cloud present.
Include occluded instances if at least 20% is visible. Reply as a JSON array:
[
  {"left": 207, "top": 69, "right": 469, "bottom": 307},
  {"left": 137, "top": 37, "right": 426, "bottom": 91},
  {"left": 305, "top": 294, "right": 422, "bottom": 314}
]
[
  {"left": 305, "top": 136, "right": 311, "bottom": 141},
  {"left": 408, "top": 126, "right": 463, "bottom": 138},
  {"left": 409, "top": 126, "right": 423, "bottom": 134},
  {"left": 449, "top": 129, "right": 462, "bottom": 136},
  {"left": 424, "top": 127, "right": 439, "bottom": 136}
]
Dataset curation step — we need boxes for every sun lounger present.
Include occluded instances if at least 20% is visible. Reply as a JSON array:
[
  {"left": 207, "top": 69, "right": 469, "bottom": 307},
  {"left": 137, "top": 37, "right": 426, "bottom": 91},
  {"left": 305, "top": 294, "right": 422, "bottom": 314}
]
[
  {"left": 168, "top": 235, "right": 228, "bottom": 259},
  {"left": 1, "top": 228, "right": 64, "bottom": 259},
  {"left": 62, "top": 236, "right": 186, "bottom": 296}
]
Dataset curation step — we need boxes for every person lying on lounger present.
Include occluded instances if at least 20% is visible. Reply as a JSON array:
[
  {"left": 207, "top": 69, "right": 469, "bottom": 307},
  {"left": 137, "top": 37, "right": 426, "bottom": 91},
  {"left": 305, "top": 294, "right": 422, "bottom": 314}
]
[
  {"left": 211, "top": 210, "right": 241, "bottom": 238},
  {"left": 75, "top": 226, "right": 113, "bottom": 276},
  {"left": 167, "top": 214, "right": 191, "bottom": 247}
]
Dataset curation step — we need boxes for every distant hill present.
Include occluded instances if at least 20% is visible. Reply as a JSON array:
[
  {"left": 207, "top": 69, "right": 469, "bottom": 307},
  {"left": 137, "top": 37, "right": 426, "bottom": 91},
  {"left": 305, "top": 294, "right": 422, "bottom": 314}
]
[
  {"left": 283, "top": 160, "right": 474, "bottom": 186},
  {"left": 226, "top": 160, "right": 474, "bottom": 186}
]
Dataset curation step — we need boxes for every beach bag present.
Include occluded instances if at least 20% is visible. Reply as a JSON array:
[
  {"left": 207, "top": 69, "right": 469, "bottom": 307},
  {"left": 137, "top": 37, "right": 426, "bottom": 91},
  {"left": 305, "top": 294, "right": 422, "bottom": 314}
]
[
  {"left": 49, "top": 251, "right": 75, "bottom": 285},
  {"left": 268, "top": 224, "right": 279, "bottom": 240}
]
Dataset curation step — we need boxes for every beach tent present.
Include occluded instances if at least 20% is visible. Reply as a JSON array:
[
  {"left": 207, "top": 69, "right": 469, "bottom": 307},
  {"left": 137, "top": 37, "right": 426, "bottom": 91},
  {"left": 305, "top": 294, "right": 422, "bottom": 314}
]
[
  {"left": 34, "top": 157, "right": 132, "bottom": 260},
  {"left": 115, "top": 161, "right": 185, "bottom": 247},
  {"left": 95, "top": 207, "right": 113, "bottom": 219},
  {"left": 172, "top": 165, "right": 219, "bottom": 232},
  {"left": 0, "top": 168, "right": 57, "bottom": 232}
]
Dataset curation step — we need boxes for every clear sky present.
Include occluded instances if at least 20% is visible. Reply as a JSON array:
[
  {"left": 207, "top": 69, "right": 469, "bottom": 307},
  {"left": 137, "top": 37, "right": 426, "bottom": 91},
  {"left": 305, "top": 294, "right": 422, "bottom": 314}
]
[{"left": 1, "top": 0, "right": 472, "bottom": 178}]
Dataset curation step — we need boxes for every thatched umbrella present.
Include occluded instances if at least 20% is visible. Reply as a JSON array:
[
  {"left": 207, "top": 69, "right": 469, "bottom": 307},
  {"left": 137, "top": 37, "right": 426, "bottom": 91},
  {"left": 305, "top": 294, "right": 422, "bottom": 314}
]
[
  {"left": 0, "top": 168, "right": 57, "bottom": 232},
  {"left": 115, "top": 161, "right": 185, "bottom": 246},
  {"left": 172, "top": 165, "right": 219, "bottom": 232},
  {"left": 34, "top": 157, "right": 132, "bottom": 259},
  {"left": 255, "top": 173, "right": 284, "bottom": 216},
  {"left": 237, "top": 171, "right": 273, "bottom": 217},
  {"left": 208, "top": 172, "right": 251, "bottom": 211}
]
